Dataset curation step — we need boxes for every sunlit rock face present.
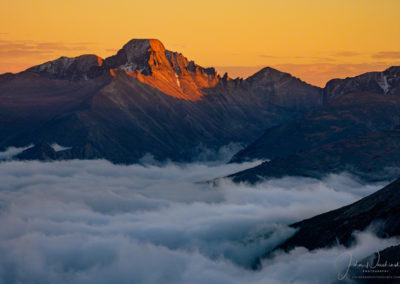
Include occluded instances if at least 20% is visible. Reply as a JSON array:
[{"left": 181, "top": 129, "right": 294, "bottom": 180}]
[{"left": 103, "top": 39, "right": 220, "bottom": 100}]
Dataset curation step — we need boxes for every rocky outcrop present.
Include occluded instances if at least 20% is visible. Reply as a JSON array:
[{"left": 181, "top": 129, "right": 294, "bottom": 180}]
[{"left": 105, "top": 39, "right": 168, "bottom": 75}]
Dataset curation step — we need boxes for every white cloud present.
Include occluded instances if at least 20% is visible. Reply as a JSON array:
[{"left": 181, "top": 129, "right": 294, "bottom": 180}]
[
  {"left": 50, "top": 144, "right": 72, "bottom": 152},
  {"left": 0, "top": 158, "right": 393, "bottom": 283},
  {"left": 0, "top": 145, "right": 33, "bottom": 160}
]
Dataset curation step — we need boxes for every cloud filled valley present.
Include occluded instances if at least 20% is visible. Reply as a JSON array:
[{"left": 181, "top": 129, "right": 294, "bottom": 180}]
[
  {"left": 0, "top": 157, "right": 397, "bottom": 284},
  {"left": 2, "top": 2, "right": 400, "bottom": 282}
]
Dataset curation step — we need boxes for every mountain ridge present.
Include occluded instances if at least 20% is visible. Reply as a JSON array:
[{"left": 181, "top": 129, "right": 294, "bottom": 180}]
[
  {"left": 0, "top": 38, "right": 323, "bottom": 163},
  {"left": 277, "top": 177, "right": 400, "bottom": 252}
]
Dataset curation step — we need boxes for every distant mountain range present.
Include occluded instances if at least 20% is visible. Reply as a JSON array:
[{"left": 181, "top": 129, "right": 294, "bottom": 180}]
[
  {"left": 1, "top": 38, "right": 400, "bottom": 183},
  {"left": 3, "top": 38, "right": 400, "bottom": 281},
  {"left": 0, "top": 39, "right": 322, "bottom": 163},
  {"left": 231, "top": 66, "right": 400, "bottom": 182}
]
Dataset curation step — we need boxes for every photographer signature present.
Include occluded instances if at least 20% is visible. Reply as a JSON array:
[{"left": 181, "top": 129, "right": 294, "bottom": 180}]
[{"left": 337, "top": 251, "right": 400, "bottom": 280}]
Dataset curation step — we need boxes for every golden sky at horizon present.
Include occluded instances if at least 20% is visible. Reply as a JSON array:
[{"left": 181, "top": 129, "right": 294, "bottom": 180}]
[{"left": 1, "top": 0, "right": 399, "bottom": 86}]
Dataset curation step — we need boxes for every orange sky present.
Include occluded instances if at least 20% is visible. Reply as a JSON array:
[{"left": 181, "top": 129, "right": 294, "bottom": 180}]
[{"left": 1, "top": 0, "right": 399, "bottom": 86}]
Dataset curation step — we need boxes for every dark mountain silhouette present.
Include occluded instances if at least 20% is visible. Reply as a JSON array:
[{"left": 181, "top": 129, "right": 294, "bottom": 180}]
[
  {"left": 232, "top": 67, "right": 400, "bottom": 163},
  {"left": 252, "top": 178, "right": 400, "bottom": 280},
  {"left": 276, "top": 177, "right": 400, "bottom": 252},
  {"left": 231, "top": 127, "right": 400, "bottom": 183},
  {"left": 230, "top": 67, "right": 400, "bottom": 182},
  {"left": 324, "top": 66, "right": 400, "bottom": 100}
]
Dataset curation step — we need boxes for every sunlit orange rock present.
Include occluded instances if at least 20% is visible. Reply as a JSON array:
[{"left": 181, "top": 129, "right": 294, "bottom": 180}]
[{"left": 104, "top": 39, "right": 221, "bottom": 100}]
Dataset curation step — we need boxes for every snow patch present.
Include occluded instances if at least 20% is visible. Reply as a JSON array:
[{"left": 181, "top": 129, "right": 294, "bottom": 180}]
[
  {"left": 175, "top": 73, "right": 181, "bottom": 87},
  {"left": 118, "top": 63, "right": 139, "bottom": 72},
  {"left": 36, "top": 57, "right": 76, "bottom": 74},
  {"left": 378, "top": 73, "right": 390, "bottom": 94},
  {"left": 51, "top": 143, "right": 72, "bottom": 152}
]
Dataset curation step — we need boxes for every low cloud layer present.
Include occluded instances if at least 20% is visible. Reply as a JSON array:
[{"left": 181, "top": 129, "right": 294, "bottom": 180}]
[{"left": 0, "top": 157, "right": 395, "bottom": 283}]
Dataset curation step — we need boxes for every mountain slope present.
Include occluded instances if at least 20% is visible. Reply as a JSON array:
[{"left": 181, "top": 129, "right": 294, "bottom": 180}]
[
  {"left": 231, "top": 128, "right": 400, "bottom": 183},
  {"left": 232, "top": 90, "right": 400, "bottom": 163},
  {"left": 324, "top": 66, "right": 400, "bottom": 100},
  {"left": 228, "top": 67, "right": 400, "bottom": 183},
  {"left": 276, "top": 177, "right": 400, "bottom": 252},
  {"left": 0, "top": 38, "right": 323, "bottom": 163}
]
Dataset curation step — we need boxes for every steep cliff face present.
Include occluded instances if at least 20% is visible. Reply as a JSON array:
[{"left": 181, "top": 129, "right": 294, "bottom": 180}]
[
  {"left": 103, "top": 39, "right": 220, "bottom": 100},
  {"left": 165, "top": 50, "right": 220, "bottom": 100}
]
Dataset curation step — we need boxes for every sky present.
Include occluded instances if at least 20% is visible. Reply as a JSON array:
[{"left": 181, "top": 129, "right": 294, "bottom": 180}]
[{"left": 0, "top": 0, "right": 399, "bottom": 86}]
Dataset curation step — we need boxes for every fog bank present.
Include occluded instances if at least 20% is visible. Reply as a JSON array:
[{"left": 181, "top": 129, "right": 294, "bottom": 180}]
[{"left": 0, "top": 159, "right": 393, "bottom": 284}]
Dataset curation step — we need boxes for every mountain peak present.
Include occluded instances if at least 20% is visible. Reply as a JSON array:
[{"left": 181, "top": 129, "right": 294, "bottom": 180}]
[
  {"left": 384, "top": 65, "right": 400, "bottom": 75},
  {"left": 27, "top": 54, "right": 104, "bottom": 80},
  {"left": 122, "top": 39, "right": 166, "bottom": 56},
  {"left": 24, "top": 37, "right": 222, "bottom": 100},
  {"left": 325, "top": 65, "right": 400, "bottom": 99},
  {"left": 121, "top": 39, "right": 167, "bottom": 68},
  {"left": 245, "top": 66, "right": 314, "bottom": 89},
  {"left": 103, "top": 38, "right": 221, "bottom": 100},
  {"left": 104, "top": 38, "right": 171, "bottom": 75},
  {"left": 246, "top": 66, "right": 293, "bottom": 83}
]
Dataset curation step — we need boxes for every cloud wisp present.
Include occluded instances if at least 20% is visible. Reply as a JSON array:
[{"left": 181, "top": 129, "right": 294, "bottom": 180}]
[
  {"left": 371, "top": 51, "right": 400, "bottom": 59},
  {"left": 0, "top": 40, "right": 91, "bottom": 59},
  {"left": 334, "top": 51, "right": 360, "bottom": 57},
  {"left": 0, "top": 158, "right": 394, "bottom": 283},
  {"left": 0, "top": 145, "right": 33, "bottom": 160}
]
